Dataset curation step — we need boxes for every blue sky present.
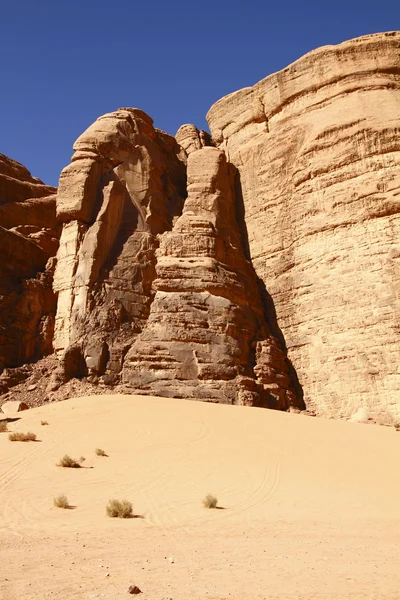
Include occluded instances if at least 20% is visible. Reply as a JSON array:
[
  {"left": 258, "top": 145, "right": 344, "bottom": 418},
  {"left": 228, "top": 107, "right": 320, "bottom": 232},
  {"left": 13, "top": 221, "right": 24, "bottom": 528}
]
[{"left": 1, "top": 0, "right": 398, "bottom": 186}]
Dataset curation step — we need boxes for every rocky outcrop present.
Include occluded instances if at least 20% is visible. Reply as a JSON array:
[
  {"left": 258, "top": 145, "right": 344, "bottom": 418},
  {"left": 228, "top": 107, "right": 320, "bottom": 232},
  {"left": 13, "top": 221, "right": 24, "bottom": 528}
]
[
  {"left": 0, "top": 157, "right": 59, "bottom": 371},
  {"left": 123, "top": 146, "right": 299, "bottom": 407},
  {"left": 175, "top": 124, "right": 213, "bottom": 157},
  {"left": 207, "top": 31, "right": 400, "bottom": 423},
  {"left": 2, "top": 32, "right": 399, "bottom": 423},
  {"left": 52, "top": 108, "right": 187, "bottom": 385},
  {"left": 52, "top": 110, "right": 299, "bottom": 407},
  {"left": 0, "top": 153, "right": 56, "bottom": 205}
]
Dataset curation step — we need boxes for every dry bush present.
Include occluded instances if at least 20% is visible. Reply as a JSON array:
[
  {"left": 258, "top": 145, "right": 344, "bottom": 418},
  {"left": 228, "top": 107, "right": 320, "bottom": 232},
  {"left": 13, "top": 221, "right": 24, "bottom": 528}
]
[
  {"left": 8, "top": 432, "right": 37, "bottom": 442},
  {"left": 395, "top": 423, "right": 400, "bottom": 432},
  {"left": 41, "top": 420, "right": 49, "bottom": 426},
  {"left": 57, "top": 454, "right": 81, "bottom": 468},
  {"left": 202, "top": 493, "right": 218, "bottom": 509},
  {"left": 53, "top": 494, "right": 69, "bottom": 509},
  {"left": 95, "top": 448, "right": 107, "bottom": 456},
  {"left": 0, "top": 421, "right": 8, "bottom": 433},
  {"left": 106, "top": 499, "right": 133, "bottom": 518}
]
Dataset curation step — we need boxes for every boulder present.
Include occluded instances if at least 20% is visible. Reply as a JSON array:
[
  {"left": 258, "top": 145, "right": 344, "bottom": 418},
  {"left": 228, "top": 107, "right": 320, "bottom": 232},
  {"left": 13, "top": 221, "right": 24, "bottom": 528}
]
[{"left": 1, "top": 401, "right": 29, "bottom": 414}]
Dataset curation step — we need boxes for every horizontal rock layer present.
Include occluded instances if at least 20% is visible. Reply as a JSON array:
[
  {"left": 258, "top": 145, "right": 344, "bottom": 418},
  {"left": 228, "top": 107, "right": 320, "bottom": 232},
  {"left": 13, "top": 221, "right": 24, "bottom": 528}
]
[
  {"left": 207, "top": 31, "right": 400, "bottom": 423},
  {"left": 0, "top": 157, "right": 58, "bottom": 370},
  {"left": 2, "top": 32, "right": 399, "bottom": 423}
]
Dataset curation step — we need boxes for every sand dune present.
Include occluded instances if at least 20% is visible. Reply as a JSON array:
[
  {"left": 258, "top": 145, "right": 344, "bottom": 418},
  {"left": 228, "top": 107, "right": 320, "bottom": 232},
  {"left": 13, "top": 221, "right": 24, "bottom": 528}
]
[{"left": 0, "top": 394, "right": 399, "bottom": 600}]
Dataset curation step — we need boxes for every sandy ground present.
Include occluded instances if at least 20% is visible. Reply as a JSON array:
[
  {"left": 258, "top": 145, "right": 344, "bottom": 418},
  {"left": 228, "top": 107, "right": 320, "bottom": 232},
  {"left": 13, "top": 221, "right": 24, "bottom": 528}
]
[{"left": 0, "top": 394, "right": 399, "bottom": 600}]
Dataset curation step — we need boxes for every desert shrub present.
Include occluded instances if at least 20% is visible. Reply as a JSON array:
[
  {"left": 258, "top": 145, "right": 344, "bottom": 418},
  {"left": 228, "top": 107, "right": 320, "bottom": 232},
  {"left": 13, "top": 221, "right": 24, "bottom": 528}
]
[
  {"left": 106, "top": 499, "right": 133, "bottom": 518},
  {"left": 202, "top": 493, "right": 218, "bottom": 509},
  {"left": 53, "top": 494, "right": 69, "bottom": 509},
  {"left": 0, "top": 421, "right": 8, "bottom": 433},
  {"left": 57, "top": 454, "right": 81, "bottom": 468},
  {"left": 41, "top": 420, "right": 49, "bottom": 426},
  {"left": 95, "top": 448, "right": 107, "bottom": 456},
  {"left": 395, "top": 423, "right": 400, "bottom": 432},
  {"left": 8, "top": 431, "right": 37, "bottom": 442}
]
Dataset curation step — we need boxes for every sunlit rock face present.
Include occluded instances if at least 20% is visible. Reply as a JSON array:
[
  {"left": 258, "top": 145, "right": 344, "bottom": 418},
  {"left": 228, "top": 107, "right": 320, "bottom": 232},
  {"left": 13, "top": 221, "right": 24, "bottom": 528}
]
[
  {"left": 207, "top": 31, "right": 400, "bottom": 423},
  {"left": 52, "top": 108, "right": 187, "bottom": 385},
  {"left": 53, "top": 109, "right": 299, "bottom": 408},
  {"left": 3, "top": 32, "right": 399, "bottom": 423}
]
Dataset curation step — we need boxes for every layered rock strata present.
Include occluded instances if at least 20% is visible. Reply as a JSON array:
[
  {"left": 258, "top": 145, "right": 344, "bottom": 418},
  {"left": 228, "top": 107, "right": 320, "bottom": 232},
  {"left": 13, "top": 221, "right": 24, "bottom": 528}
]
[
  {"left": 0, "top": 153, "right": 56, "bottom": 204},
  {"left": 52, "top": 109, "right": 186, "bottom": 385},
  {"left": 207, "top": 31, "right": 400, "bottom": 422},
  {"left": 123, "top": 146, "right": 299, "bottom": 407},
  {"left": 2, "top": 32, "right": 399, "bottom": 423},
  {"left": 0, "top": 156, "right": 58, "bottom": 369}
]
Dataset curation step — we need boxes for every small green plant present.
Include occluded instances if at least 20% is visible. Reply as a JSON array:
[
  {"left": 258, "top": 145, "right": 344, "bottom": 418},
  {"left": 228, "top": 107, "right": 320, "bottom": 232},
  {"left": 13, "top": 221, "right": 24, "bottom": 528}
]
[
  {"left": 41, "top": 420, "right": 49, "bottom": 426},
  {"left": 53, "top": 494, "right": 69, "bottom": 509},
  {"left": 95, "top": 448, "right": 107, "bottom": 456},
  {"left": 57, "top": 454, "right": 81, "bottom": 468},
  {"left": 202, "top": 494, "right": 218, "bottom": 509},
  {"left": 8, "top": 432, "right": 37, "bottom": 442},
  {"left": 0, "top": 421, "right": 8, "bottom": 433},
  {"left": 106, "top": 499, "right": 133, "bottom": 518}
]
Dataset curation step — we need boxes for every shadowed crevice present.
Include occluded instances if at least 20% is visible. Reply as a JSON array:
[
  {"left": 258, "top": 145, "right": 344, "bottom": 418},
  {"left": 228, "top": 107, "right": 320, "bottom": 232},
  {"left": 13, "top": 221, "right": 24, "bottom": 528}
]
[{"left": 234, "top": 168, "right": 305, "bottom": 410}]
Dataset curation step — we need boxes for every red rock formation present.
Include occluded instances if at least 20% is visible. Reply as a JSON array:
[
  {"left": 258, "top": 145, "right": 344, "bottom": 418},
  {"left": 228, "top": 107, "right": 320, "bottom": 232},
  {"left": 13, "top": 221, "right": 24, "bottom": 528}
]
[
  {"left": 0, "top": 156, "right": 58, "bottom": 370},
  {"left": 0, "top": 153, "right": 55, "bottom": 205}
]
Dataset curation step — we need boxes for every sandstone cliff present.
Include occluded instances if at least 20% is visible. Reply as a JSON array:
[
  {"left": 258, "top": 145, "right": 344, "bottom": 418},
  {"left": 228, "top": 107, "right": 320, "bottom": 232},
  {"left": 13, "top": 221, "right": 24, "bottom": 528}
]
[
  {"left": 0, "top": 155, "right": 58, "bottom": 370},
  {"left": 1, "top": 31, "right": 399, "bottom": 424},
  {"left": 51, "top": 110, "right": 298, "bottom": 407},
  {"left": 207, "top": 31, "right": 400, "bottom": 423}
]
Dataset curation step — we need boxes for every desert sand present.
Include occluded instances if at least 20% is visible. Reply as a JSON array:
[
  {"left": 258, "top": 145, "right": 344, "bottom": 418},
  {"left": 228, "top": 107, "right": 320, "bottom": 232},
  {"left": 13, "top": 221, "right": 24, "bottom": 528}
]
[{"left": 0, "top": 394, "right": 399, "bottom": 600}]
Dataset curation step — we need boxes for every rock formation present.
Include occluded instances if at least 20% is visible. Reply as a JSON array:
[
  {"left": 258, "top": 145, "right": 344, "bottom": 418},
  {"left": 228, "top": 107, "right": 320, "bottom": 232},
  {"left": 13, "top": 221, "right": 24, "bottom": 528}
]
[
  {"left": 0, "top": 155, "right": 58, "bottom": 370},
  {"left": 51, "top": 110, "right": 298, "bottom": 407},
  {"left": 123, "top": 146, "right": 298, "bottom": 408},
  {"left": 51, "top": 108, "right": 187, "bottom": 387},
  {"left": 1, "top": 31, "right": 399, "bottom": 423},
  {"left": 207, "top": 31, "right": 400, "bottom": 423}
]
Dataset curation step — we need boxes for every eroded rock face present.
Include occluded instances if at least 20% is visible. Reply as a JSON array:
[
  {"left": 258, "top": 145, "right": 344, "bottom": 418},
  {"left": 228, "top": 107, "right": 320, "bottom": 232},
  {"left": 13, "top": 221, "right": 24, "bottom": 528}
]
[
  {"left": 0, "top": 154, "right": 56, "bottom": 205},
  {"left": 3, "top": 32, "right": 398, "bottom": 422},
  {"left": 52, "top": 111, "right": 299, "bottom": 407},
  {"left": 123, "top": 147, "right": 299, "bottom": 407},
  {"left": 207, "top": 31, "right": 400, "bottom": 423},
  {"left": 52, "top": 108, "right": 187, "bottom": 383},
  {"left": 0, "top": 157, "right": 58, "bottom": 370}
]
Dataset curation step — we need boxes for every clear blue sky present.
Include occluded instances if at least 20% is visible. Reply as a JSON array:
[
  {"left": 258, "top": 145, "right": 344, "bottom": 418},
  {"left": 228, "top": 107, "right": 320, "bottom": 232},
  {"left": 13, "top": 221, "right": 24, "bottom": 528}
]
[{"left": 1, "top": 0, "right": 398, "bottom": 186}]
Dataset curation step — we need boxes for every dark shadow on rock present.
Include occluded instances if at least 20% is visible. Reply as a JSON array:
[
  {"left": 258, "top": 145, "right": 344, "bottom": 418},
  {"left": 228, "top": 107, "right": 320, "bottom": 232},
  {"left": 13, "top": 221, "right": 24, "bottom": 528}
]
[
  {"left": 233, "top": 168, "right": 305, "bottom": 410},
  {"left": 258, "top": 279, "right": 305, "bottom": 409}
]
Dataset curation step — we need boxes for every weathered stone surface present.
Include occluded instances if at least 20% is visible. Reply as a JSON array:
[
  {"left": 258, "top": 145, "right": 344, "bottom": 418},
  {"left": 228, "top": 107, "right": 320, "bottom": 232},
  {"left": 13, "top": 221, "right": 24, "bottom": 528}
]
[
  {"left": 0, "top": 194, "right": 57, "bottom": 229},
  {"left": 175, "top": 124, "right": 212, "bottom": 157},
  {"left": 0, "top": 153, "right": 56, "bottom": 205},
  {"left": 2, "top": 32, "right": 399, "bottom": 424},
  {"left": 53, "top": 108, "right": 186, "bottom": 383},
  {"left": 0, "top": 157, "right": 59, "bottom": 371},
  {"left": 123, "top": 146, "right": 300, "bottom": 408},
  {"left": 207, "top": 31, "right": 400, "bottom": 423}
]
